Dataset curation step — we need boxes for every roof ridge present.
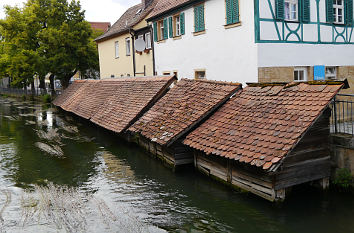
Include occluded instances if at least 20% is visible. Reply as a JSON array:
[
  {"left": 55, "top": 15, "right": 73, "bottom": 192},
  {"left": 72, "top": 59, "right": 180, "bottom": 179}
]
[
  {"left": 247, "top": 80, "right": 347, "bottom": 88},
  {"left": 181, "top": 78, "right": 241, "bottom": 86}
]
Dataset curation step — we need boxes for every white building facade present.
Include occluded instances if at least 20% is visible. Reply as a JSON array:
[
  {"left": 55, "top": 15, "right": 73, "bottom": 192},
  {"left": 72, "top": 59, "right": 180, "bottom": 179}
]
[{"left": 148, "top": 0, "right": 354, "bottom": 86}]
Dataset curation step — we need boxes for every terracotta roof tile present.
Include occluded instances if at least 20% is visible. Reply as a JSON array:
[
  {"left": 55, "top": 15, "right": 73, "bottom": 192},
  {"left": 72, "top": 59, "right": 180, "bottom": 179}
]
[
  {"left": 90, "top": 76, "right": 176, "bottom": 133},
  {"left": 53, "top": 76, "right": 176, "bottom": 134},
  {"left": 183, "top": 83, "right": 343, "bottom": 171},
  {"left": 96, "top": 0, "right": 158, "bottom": 42},
  {"left": 128, "top": 79, "right": 241, "bottom": 146}
]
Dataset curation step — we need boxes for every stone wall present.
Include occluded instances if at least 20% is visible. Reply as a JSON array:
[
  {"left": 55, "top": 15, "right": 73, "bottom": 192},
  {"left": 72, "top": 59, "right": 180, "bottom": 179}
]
[
  {"left": 258, "top": 66, "right": 354, "bottom": 94},
  {"left": 331, "top": 134, "right": 354, "bottom": 176}
]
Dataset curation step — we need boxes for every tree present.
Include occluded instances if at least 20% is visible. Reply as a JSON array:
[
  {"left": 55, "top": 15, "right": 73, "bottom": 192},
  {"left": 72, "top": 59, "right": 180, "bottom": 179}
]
[{"left": 0, "top": 0, "right": 99, "bottom": 91}]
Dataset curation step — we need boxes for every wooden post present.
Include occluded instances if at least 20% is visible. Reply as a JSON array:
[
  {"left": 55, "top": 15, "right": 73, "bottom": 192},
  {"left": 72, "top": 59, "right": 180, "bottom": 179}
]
[{"left": 319, "top": 177, "right": 330, "bottom": 190}]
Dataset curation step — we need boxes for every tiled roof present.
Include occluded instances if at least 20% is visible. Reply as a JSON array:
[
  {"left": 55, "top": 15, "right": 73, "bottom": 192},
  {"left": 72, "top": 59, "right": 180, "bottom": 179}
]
[
  {"left": 129, "top": 79, "right": 241, "bottom": 146},
  {"left": 184, "top": 82, "right": 344, "bottom": 171},
  {"left": 89, "top": 22, "right": 111, "bottom": 32},
  {"left": 90, "top": 76, "right": 176, "bottom": 133},
  {"left": 148, "top": 0, "right": 193, "bottom": 19},
  {"left": 53, "top": 80, "right": 87, "bottom": 108},
  {"left": 95, "top": 0, "right": 158, "bottom": 42},
  {"left": 53, "top": 76, "right": 176, "bottom": 133}
]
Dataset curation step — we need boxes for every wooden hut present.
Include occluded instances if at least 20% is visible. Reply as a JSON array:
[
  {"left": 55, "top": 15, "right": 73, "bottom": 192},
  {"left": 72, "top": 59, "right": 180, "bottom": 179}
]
[
  {"left": 128, "top": 79, "right": 242, "bottom": 169},
  {"left": 53, "top": 76, "right": 177, "bottom": 133},
  {"left": 183, "top": 82, "right": 345, "bottom": 201}
]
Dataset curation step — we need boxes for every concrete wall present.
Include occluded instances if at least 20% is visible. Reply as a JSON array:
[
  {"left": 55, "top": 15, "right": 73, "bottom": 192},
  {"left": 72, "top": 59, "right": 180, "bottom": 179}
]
[
  {"left": 98, "top": 34, "right": 134, "bottom": 79},
  {"left": 153, "top": 0, "right": 258, "bottom": 84},
  {"left": 331, "top": 134, "right": 354, "bottom": 176}
]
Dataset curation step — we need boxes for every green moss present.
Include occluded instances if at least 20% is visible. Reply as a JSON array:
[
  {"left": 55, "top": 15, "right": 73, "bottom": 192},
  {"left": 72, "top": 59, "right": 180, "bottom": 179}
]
[
  {"left": 41, "top": 94, "right": 52, "bottom": 103},
  {"left": 332, "top": 168, "right": 353, "bottom": 191}
]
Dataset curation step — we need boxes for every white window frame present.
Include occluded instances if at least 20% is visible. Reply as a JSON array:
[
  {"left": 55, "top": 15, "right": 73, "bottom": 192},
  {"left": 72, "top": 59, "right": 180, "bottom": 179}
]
[
  {"left": 333, "top": 0, "right": 344, "bottom": 24},
  {"left": 145, "top": 32, "right": 151, "bottom": 49},
  {"left": 284, "top": 0, "right": 298, "bottom": 21},
  {"left": 195, "top": 70, "right": 206, "bottom": 80},
  {"left": 175, "top": 15, "right": 181, "bottom": 36},
  {"left": 325, "top": 66, "right": 337, "bottom": 80},
  {"left": 160, "top": 21, "right": 164, "bottom": 40},
  {"left": 294, "top": 67, "right": 307, "bottom": 82},
  {"left": 115, "top": 41, "right": 119, "bottom": 58},
  {"left": 125, "top": 38, "right": 131, "bottom": 56}
]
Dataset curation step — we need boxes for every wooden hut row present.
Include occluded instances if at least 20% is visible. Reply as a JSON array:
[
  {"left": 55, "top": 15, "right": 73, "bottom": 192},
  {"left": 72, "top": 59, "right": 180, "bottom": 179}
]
[
  {"left": 54, "top": 77, "right": 346, "bottom": 201},
  {"left": 183, "top": 82, "right": 345, "bottom": 201}
]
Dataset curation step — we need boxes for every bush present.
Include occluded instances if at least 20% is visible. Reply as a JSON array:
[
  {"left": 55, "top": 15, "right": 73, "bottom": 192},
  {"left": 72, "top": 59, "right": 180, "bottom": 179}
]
[
  {"left": 333, "top": 168, "right": 353, "bottom": 190},
  {"left": 41, "top": 94, "right": 51, "bottom": 103}
]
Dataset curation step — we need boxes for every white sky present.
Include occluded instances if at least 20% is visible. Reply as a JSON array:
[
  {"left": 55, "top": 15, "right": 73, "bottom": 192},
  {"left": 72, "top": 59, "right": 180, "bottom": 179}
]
[{"left": 0, "top": 0, "right": 140, "bottom": 24}]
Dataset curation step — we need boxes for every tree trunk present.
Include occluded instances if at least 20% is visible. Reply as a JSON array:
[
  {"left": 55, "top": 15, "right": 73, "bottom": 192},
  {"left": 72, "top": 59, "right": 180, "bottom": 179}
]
[
  {"left": 39, "top": 76, "right": 46, "bottom": 94},
  {"left": 49, "top": 74, "right": 55, "bottom": 96},
  {"left": 31, "top": 81, "right": 35, "bottom": 96}
]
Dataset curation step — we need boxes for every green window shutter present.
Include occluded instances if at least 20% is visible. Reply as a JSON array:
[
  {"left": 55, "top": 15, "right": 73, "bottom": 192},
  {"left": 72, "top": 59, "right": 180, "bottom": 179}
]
[
  {"left": 180, "top": 12, "right": 185, "bottom": 35},
  {"left": 326, "top": 0, "right": 334, "bottom": 22},
  {"left": 345, "top": 0, "right": 353, "bottom": 25},
  {"left": 233, "top": 0, "right": 239, "bottom": 23},
  {"left": 301, "top": 0, "right": 310, "bottom": 23},
  {"left": 163, "top": 18, "right": 168, "bottom": 39},
  {"left": 194, "top": 6, "right": 198, "bottom": 32},
  {"left": 199, "top": 5, "right": 205, "bottom": 31},
  {"left": 226, "top": 0, "right": 233, "bottom": 24},
  {"left": 168, "top": 16, "right": 173, "bottom": 38},
  {"left": 275, "top": 0, "right": 284, "bottom": 20},
  {"left": 153, "top": 22, "right": 158, "bottom": 42}
]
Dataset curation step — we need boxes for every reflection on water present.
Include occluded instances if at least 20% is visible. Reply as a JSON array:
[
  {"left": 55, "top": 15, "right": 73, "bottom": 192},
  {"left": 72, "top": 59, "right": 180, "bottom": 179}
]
[{"left": 0, "top": 97, "right": 354, "bottom": 232}]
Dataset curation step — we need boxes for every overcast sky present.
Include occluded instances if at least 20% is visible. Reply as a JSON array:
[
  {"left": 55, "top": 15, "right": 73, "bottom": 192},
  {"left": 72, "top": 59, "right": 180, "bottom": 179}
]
[{"left": 0, "top": 0, "right": 140, "bottom": 24}]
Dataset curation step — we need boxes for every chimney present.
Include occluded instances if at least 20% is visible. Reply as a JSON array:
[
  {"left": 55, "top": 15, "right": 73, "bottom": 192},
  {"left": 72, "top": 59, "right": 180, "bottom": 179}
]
[{"left": 142, "top": 0, "right": 153, "bottom": 9}]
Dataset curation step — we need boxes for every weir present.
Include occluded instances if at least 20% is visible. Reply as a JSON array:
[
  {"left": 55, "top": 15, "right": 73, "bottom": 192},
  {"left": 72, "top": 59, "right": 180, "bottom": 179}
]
[{"left": 53, "top": 77, "right": 349, "bottom": 201}]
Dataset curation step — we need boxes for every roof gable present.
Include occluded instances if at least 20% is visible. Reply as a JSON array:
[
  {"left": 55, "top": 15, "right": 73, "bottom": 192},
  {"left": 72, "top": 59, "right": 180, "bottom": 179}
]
[{"left": 96, "top": 0, "right": 158, "bottom": 42}]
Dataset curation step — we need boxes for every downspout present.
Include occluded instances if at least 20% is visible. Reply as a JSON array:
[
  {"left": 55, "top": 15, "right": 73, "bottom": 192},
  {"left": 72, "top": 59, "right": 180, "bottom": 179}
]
[
  {"left": 129, "top": 28, "right": 136, "bottom": 77},
  {"left": 150, "top": 24, "right": 156, "bottom": 75}
]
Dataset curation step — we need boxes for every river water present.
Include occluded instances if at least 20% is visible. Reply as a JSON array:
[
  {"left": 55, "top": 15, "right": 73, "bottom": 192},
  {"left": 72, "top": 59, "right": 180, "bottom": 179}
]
[{"left": 0, "top": 97, "right": 354, "bottom": 233}]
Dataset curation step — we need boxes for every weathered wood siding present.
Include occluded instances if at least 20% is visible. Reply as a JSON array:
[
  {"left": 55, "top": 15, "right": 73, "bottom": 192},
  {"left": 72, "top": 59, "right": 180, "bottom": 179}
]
[
  {"left": 274, "top": 108, "right": 332, "bottom": 190},
  {"left": 136, "top": 136, "right": 193, "bottom": 168},
  {"left": 194, "top": 151, "right": 276, "bottom": 201}
]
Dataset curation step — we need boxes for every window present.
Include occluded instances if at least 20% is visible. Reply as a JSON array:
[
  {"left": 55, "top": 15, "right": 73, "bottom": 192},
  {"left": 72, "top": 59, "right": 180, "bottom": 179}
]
[
  {"left": 294, "top": 67, "right": 307, "bottom": 81},
  {"left": 225, "top": 0, "right": 240, "bottom": 25},
  {"left": 115, "top": 41, "right": 119, "bottom": 58},
  {"left": 325, "top": 66, "right": 337, "bottom": 80},
  {"left": 145, "top": 32, "right": 151, "bottom": 49},
  {"left": 175, "top": 15, "right": 181, "bottom": 36},
  {"left": 125, "top": 38, "right": 131, "bottom": 56},
  {"left": 284, "top": 0, "right": 298, "bottom": 21},
  {"left": 195, "top": 70, "right": 206, "bottom": 79},
  {"left": 333, "top": 0, "right": 344, "bottom": 24},
  {"left": 194, "top": 4, "right": 205, "bottom": 32},
  {"left": 155, "top": 19, "right": 168, "bottom": 41},
  {"left": 162, "top": 71, "right": 171, "bottom": 75}
]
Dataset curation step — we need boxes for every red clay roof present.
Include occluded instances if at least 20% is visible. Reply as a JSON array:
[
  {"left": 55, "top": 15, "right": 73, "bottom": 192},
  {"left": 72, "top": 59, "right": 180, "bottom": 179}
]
[
  {"left": 148, "top": 0, "right": 192, "bottom": 19},
  {"left": 183, "top": 82, "right": 343, "bottom": 171},
  {"left": 53, "top": 76, "right": 176, "bottom": 133},
  {"left": 53, "top": 80, "right": 87, "bottom": 108},
  {"left": 90, "top": 76, "right": 176, "bottom": 133},
  {"left": 89, "top": 22, "right": 111, "bottom": 32},
  {"left": 128, "top": 79, "right": 241, "bottom": 146},
  {"left": 95, "top": 0, "right": 159, "bottom": 42}
]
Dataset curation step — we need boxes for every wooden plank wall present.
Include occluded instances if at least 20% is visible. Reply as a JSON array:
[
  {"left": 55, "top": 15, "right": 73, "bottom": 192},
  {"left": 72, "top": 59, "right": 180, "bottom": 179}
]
[
  {"left": 194, "top": 151, "right": 277, "bottom": 201},
  {"left": 274, "top": 108, "right": 332, "bottom": 190},
  {"left": 136, "top": 136, "right": 193, "bottom": 168}
]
